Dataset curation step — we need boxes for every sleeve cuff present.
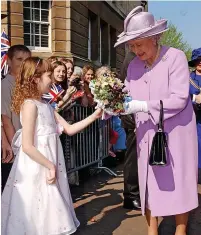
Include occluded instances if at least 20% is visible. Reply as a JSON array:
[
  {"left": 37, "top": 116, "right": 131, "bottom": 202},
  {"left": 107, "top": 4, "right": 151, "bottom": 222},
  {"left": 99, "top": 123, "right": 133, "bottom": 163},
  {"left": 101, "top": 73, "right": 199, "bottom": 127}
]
[
  {"left": 143, "top": 101, "right": 148, "bottom": 113},
  {"left": 193, "top": 94, "right": 196, "bottom": 102}
]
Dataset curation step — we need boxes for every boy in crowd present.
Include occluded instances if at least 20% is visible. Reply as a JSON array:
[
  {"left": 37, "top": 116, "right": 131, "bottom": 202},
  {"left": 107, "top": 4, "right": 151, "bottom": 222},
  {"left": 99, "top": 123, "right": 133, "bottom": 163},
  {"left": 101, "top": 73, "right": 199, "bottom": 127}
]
[{"left": 1, "top": 45, "right": 31, "bottom": 190}]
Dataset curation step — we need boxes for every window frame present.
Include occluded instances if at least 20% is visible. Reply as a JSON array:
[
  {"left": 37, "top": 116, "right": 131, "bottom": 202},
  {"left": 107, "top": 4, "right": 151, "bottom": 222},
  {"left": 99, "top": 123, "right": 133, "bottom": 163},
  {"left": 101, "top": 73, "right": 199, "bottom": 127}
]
[
  {"left": 109, "top": 26, "right": 117, "bottom": 68},
  {"left": 99, "top": 18, "right": 102, "bottom": 63},
  {"left": 108, "top": 25, "right": 111, "bottom": 66},
  {"left": 88, "top": 16, "right": 92, "bottom": 60},
  {"left": 88, "top": 10, "right": 99, "bottom": 62},
  {"left": 99, "top": 19, "right": 109, "bottom": 65},
  {"left": 23, "top": 0, "right": 51, "bottom": 52}
]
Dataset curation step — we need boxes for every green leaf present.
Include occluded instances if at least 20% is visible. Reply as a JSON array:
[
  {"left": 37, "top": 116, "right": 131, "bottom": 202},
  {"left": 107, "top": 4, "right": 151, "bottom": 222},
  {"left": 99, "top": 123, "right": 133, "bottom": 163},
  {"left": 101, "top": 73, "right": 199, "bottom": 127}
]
[{"left": 160, "top": 22, "right": 192, "bottom": 61}]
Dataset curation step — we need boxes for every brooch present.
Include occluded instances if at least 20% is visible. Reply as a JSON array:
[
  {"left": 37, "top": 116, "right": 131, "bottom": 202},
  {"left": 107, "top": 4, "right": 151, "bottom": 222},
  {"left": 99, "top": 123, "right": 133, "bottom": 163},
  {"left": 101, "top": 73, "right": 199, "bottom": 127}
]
[{"left": 161, "top": 54, "right": 168, "bottom": 62}]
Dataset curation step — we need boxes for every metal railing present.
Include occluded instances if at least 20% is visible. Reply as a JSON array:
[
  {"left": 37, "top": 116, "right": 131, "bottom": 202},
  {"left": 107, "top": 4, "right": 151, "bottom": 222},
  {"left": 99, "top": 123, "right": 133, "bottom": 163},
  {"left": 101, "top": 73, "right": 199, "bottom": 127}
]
[{"left": 60, "top": 105, "right": 117, "bottom": 177}]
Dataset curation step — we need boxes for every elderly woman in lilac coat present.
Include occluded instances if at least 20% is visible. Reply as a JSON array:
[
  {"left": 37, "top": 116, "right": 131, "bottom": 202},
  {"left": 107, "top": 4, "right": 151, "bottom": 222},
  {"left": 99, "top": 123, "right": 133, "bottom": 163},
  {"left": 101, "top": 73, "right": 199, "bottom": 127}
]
[{"left": 115, "top": 6, "right": 198, "bottom": 235}]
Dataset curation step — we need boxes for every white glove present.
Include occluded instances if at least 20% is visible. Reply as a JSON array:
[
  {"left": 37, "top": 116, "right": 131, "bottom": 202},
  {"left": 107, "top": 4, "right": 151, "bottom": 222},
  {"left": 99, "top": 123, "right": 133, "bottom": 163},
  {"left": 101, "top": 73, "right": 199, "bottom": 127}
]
[{"left": 123, "top": 100, "right": 148, "bottom": 114}]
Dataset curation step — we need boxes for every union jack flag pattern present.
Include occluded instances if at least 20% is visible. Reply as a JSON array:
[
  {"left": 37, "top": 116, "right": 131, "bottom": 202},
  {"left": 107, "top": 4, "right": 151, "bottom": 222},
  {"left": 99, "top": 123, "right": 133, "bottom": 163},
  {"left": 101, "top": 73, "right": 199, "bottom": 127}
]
[
  {"left": 1, "top": 30, "right": 10, "bottom": 77},
  {"left": 42, "top": 83, "right": 65, "bottom": 104}
]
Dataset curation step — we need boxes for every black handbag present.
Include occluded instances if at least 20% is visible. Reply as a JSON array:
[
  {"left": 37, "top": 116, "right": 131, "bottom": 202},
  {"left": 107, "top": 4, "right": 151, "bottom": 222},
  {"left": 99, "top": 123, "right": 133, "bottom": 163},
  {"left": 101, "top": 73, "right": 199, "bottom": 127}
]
[{"left": 149, "top": 100, "right": 168, "bottom": 166}]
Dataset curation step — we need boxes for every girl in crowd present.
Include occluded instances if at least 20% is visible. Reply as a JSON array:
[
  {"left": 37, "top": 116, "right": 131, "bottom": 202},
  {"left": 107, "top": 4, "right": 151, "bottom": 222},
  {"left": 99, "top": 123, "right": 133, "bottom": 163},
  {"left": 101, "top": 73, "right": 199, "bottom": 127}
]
[
  {"left": 47, "top": 56, "right": 58, "bottom": 64},
  {"left": 82, "top": 65, "right": 95, "bottom": 107},
  {"left": 51, "top": 60, "right": 68, "bottom": 90},
  {"left": 1, "top": 57, "right": 102, "bottom": 235},
  {"left": 43, "top": 60, "right": 76, "bottom": 110},
  {"left": 47, "top": 56, "right": 74, "bottom": 85},
  {"left": 82, "top": 65, "right": 95, "bottom": 84},
  {"left": 59, "top": 58, "right": 74, "bottom": 82}
]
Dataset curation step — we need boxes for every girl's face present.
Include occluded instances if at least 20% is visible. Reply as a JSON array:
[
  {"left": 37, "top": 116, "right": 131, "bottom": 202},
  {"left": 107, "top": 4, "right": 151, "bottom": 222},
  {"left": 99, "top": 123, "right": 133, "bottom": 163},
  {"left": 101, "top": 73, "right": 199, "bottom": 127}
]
[
  {"left": 54, "top": 65, "right": 66, "bottom": 83},
  {"left": 65, "top": 62, "right": 74, "bottom": 79},
  {"left": 37, "top": 71, "right": 52, "bottom": 94},
  {"left": 84, "top": 69, "right": 94, "bottom": 83}
]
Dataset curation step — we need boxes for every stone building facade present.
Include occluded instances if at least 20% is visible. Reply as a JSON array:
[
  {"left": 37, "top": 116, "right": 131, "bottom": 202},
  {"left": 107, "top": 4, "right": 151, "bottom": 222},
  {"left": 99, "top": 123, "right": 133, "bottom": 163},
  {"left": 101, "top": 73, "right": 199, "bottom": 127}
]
[{"left": 1, "top": 0, "right": 147, "bottom": 70}]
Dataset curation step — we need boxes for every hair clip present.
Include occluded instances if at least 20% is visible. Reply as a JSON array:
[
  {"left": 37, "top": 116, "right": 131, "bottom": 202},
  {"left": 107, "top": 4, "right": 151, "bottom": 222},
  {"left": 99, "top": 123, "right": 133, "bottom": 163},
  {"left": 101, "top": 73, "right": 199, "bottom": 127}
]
[{"left": 30, "top": 58, "right": 41, "bottom": 82}]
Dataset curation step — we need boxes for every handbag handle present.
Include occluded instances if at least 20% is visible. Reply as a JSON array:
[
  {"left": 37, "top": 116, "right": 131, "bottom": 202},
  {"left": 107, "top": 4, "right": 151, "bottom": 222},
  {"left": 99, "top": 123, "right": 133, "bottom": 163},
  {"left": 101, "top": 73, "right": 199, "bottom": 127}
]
[{"left": 158, "top": 100, "right": 164, "bottom": 131}]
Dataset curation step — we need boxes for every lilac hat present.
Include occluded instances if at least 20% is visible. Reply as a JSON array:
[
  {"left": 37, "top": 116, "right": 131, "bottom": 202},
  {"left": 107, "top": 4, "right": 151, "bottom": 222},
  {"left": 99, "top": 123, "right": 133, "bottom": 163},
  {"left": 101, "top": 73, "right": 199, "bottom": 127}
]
[{"left": 114, "top": 6, "right": 168, "bottom": 48}]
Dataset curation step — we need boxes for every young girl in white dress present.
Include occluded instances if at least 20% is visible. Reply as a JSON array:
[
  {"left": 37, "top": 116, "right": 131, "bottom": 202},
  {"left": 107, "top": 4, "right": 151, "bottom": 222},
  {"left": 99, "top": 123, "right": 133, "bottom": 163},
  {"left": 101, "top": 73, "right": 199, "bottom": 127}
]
[{"left": 1, "top": 57, "right": 102, "bottom": 235}]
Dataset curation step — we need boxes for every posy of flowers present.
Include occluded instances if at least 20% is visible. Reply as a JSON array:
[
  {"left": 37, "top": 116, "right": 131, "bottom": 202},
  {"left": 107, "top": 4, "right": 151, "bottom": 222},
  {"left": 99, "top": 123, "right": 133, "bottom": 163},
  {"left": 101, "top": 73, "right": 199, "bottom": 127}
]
[{"left": 89, "top": 72, "right": 130, "bottom": 115}]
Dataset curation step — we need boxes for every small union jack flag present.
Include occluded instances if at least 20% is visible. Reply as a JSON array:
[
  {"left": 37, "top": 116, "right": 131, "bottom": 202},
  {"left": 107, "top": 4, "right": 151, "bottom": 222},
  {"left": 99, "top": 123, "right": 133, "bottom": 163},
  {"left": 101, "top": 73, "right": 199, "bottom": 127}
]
[
  {"left": 42, "top": 83, "right": 65, "bottom": 104},
  {"left": 1, "top": 30, "right": 10, "bottom": 77}
]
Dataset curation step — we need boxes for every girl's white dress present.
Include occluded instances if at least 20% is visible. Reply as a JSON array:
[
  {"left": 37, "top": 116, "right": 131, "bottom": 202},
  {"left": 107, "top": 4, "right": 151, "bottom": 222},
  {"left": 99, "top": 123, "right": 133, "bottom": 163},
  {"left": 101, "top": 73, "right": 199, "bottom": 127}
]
[{"left": 1, "top": 99, "right": 80, "bottom": 235}]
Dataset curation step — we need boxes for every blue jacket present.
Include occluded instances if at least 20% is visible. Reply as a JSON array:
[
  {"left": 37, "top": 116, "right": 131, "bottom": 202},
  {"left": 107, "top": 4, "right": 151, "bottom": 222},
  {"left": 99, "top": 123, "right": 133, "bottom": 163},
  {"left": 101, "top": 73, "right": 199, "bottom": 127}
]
[{"left": 189, "top": 71, "right": 201, "bottom": 168}]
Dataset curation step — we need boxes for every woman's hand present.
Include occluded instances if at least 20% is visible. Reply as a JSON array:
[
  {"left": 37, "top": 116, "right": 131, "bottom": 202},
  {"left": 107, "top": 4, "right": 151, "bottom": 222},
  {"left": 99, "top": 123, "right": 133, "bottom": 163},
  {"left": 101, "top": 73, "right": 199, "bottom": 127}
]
[{"left": 122, "top": 100, "right": 148, "bottom": 114}]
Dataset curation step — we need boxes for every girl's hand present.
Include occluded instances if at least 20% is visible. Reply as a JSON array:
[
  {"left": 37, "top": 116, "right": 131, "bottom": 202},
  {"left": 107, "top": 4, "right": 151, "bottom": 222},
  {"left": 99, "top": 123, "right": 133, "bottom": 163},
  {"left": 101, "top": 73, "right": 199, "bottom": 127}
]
[
  {"left": 46, "top": 165, "right": 56, "bottom": 184},
  {"left": 91, "top": 108, "right": 103, "bottom": 120}
]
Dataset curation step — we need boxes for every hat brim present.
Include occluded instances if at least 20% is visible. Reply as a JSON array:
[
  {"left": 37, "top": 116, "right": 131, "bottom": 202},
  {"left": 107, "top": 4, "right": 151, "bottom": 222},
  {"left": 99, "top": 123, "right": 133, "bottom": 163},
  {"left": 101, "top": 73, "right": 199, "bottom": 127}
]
[
  {"left": 188, "top": 57, "right": 201, "bottom": 67},
  {"left": 114, "top": 19, "right": 168, "bottom": 48}
]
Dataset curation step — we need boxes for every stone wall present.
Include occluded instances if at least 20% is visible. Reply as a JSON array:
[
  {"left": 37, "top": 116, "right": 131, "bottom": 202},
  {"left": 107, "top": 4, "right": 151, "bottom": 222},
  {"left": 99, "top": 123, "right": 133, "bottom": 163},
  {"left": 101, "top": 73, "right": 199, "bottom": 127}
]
[{"left": 1, "top": 1, "right": 24, "bottom": 45}]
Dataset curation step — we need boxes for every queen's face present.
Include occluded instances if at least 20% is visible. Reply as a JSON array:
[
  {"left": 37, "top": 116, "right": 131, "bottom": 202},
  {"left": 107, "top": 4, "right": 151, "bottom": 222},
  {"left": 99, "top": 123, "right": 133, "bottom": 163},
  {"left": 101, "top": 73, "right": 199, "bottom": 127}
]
[{"left": 127, "top": 37, "right": 157, "bottom": 61}]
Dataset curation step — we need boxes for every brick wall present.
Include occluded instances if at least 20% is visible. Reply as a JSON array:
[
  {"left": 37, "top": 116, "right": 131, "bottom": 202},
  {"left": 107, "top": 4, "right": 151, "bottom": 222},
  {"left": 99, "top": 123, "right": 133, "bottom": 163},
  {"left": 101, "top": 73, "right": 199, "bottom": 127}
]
[
  {"left": 1, "top": 0, "right": 24, "bottom": 45},
  {"left": 51, "top": 0, "right": 71, "bottom": 58},
  {"left": 1, "top": 0, "right": 8, "bottom": 34},
  {"left": 9, "top": 1, "right": 24, "bottom": 45}
]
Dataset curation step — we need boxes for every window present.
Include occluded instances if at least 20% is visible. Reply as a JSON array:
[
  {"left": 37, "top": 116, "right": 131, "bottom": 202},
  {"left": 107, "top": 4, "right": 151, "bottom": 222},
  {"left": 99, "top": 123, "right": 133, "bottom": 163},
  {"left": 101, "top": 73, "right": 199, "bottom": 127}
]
[
  {"left": 88, "top": 11, "right": 116, "bottom": 66},
  {"left": 99, "top": 21, "right": 102, "bottom": 63},
  {"left": 88, "top": 11, "right": 98, "bottom": 61},
  {"left": 23, "top": 1, "right": 50, "bottom": 49},
  {"left": 99, "top": 20, "right": 109, "bottom": 65},
  {"left": 110, "top": 26, "right": 116, "bottom": 67},
  {"left": 88, "top": 16, "right": 91, "bottom": 60}
]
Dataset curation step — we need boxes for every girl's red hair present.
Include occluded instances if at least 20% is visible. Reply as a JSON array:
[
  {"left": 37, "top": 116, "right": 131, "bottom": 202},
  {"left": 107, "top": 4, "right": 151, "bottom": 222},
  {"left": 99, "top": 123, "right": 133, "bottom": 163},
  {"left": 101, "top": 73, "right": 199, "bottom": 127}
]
[{"left": 11, "top": 57, "right": 53, "bottom": 114}]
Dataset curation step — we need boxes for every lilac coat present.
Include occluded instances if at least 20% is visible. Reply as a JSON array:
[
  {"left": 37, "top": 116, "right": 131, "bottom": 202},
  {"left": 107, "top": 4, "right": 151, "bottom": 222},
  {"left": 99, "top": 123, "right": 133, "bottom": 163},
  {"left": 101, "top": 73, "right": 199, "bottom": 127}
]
[{"left": 126, "top": 46, "right": 198, "bottom": 216}]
